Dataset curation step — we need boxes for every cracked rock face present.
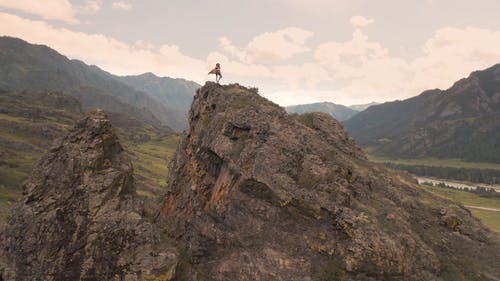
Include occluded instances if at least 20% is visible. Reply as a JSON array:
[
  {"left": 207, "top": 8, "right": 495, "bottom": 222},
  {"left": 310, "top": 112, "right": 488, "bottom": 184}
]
[
  {"left": 0, "top": 110, "right": 177, "bottom": 281},
  {"left": 160, "top": 82, "right": 500, "bottom": 281}
]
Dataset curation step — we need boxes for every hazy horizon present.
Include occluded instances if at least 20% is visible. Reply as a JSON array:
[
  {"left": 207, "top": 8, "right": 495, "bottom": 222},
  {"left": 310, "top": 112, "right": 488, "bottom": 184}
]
[{"left": 2, "top": 0, "right": 500, "bottom": 106}]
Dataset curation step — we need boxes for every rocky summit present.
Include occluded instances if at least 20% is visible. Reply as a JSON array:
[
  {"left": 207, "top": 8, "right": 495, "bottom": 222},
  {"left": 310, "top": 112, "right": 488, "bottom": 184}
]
[
  {"left": 0, "top": 110, "right": 177, "bottom": 281},
  {"left": 160, "top": 82, "right": 500, "bottom": 281}
]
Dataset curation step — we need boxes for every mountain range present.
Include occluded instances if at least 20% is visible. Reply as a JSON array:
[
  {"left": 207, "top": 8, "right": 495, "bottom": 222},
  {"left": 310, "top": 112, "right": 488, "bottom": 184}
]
[
  {"left": 117, "top": 72, "right": 199, "bottom": 130},
  {"left": 344, "top": 64, "right": 500, "bottom": 163},
  {"left": 286, "top": 102, "right": 359, "bottom": 121},
  {"left": 286, "top": 101, "right": 379, "bottom": 122},
  {"left": 0, "top": 36, "right": 199, "bottom": 131},
  {"left": 348, "top": 102, "right": 379, "bottom": 112}
]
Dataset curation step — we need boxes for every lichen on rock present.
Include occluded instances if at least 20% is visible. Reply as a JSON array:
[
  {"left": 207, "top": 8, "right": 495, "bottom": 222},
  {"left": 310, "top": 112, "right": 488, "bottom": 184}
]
[
  {"left": 159, "top": 82, "right": 500, "bottom": 281},
  {"left": 0, "top": 110, "right": 177, "bottom": 281}
]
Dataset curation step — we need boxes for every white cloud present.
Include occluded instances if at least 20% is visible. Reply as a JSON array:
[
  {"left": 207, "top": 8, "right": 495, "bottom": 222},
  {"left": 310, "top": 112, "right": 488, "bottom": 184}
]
[
  {"left": 0, "top": 12, "right": 206, "bottom": 82},
  {"left": 219, "top": 27, "right": 313, "bottom": 64},
  {"left": 410, "top": 27, "right": 500, "bottom": 92},
  {"left": 80, "top": 0, "right": 102, "bottom": 13},
  {"left": 247, "top": 27, "right": 313, "bottom": 63},
  {"left": 207, "top": 51, "right": 272, "bottom": 78},
  {"left": 112, "top": 1, "right": 132, "bottom": 11},
  {"left": 314, "top": 25, "right": 500, "bottom": 103},
  {"left": 2, "top": 9, "right": 500, "bottom": 107},
  {"left": 349, "top": 16, "right": 374, "bottom": 28},
  {"left": 271, "top": 63, "right": 330, "bottom": 90},
  {"left": 211, "top": 23, "right": 500, "bottom": 105},
  {"left": 266, "top": 89, "right": 346, "bottom": 107},
  {"left": 314, "top": 28, "right": 412, "bottom": 100},
  {"left": 218, "top": 37, "right": 248, "bottom": 63},
  {"left": 269, "top": 0, "right": 347, "bottom": 13},
  {"left": 0, "top": 0, "right": 77, "bottom": 23},
  {"left": 315, "top": 29, "right": 388, "bottom": 80},
  {"left": 213, "top": 27, "right": 326, "bottom": 94}
]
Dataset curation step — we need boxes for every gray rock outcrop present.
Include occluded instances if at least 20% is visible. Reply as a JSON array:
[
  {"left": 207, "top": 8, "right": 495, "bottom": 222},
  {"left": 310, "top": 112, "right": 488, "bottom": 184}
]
[
  {"left": 0, "top": 110, "right": 177, "bottom": 281},
  {"left": 159, "top": 82, "right": 500, "bottom": 281}
]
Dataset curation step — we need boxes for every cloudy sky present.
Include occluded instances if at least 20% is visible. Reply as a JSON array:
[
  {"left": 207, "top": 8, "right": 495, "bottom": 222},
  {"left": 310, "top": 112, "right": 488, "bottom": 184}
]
[{"left": 1, "top": 0, "right": 500, "bottom": 106}]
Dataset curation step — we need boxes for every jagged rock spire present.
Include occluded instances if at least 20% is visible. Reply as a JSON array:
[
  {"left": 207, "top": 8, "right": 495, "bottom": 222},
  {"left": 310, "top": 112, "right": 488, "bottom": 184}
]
[{"left": 0, "top": 110, "right": 177, "bottom": 281}]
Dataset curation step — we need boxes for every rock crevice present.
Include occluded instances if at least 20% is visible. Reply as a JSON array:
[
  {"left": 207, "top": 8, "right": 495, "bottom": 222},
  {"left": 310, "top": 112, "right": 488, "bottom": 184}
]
[
  {"left": 0, "top": 110, "right": 177, "bottom": 281},
  {"left": 160, "top": 82, "right": 500, "bottom": 281}
]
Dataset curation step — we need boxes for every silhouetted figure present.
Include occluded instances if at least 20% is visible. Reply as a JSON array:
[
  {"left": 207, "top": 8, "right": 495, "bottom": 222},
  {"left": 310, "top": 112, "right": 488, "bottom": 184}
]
[{"left": 208, "top": 63, "right": 222, "bottom": 84}]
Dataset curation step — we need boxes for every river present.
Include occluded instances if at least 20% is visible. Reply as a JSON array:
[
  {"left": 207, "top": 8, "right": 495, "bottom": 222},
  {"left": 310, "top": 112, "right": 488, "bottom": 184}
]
[{"left": 417, "top": 177, "right": 500, "bottom": 193}]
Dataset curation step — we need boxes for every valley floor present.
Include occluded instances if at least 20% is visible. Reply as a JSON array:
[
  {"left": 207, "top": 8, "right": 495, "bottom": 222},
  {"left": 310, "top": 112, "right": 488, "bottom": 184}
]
[
  {"left": 367, "top": 155, "right": 500, "bottom": 171},
  {"left": 0, "top": 133, "right": 180, "bottom": 224},
  {"left": 419, "top": 184, "right": 500, "bottom": 233},
  {"left": 366, "top": 153, "right": 500, "bottom": 233},
  {"left": 417, "top": 177, "right": 500, "bottom": 192}
]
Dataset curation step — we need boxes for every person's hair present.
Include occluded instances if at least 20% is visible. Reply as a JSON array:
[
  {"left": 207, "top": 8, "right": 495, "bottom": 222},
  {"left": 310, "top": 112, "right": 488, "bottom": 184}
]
[{"left": 216, "top": 63, "right": 220, "bottom": 66}]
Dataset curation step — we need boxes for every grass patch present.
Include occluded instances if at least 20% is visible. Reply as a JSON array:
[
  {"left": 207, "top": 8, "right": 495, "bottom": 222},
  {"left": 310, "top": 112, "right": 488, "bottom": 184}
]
[
  {"left": 369, "top": 153, "right": 500, "bottom": 184},
  {"left": 421, "top": 184, "right": 500, "bottom": 233},
  {"left": 367, "top": 155, "right": 500, "bottom": 171},
  {"left": 470, "top": 209, "right": 500, "bottom": 233},
  {"left": 0, "top": 92, "right": 181, "bottom": 225},
  {"left": 422, "top": 185, "right": 500, "bottom": 209},
  {"left": 0, "top": 186, "right": 20, "bottom": 202},
  {"left": 0, "top": 150, "right": 42, "bottom": 225},
  {"left": 0, "top": 166, "right": 30, "bottom": 188},
  {"left": 313, "top": 260, "right": 346, "bottom": 281},
  {"left": 0, "top": 149, "right": 43, "bottom": 186},
  {"left": 0, "top": 113, "right": 31, "bottom": 123},
  {"left": 125, "top": 134, "right": 180, "bottom": 197},
  {"left": 296, "top": 113, "right": 315, "bottom": 129},
  {"left": 0, "top": 187, "right": 21, "bottom": 224}
]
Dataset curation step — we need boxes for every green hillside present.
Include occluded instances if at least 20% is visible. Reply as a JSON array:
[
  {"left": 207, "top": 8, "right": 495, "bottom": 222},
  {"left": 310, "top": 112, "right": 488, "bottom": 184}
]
[
  {"left": 344, "top": 64, "right": 500, "bottom": 164},
  {"left": 0, "top": 90, "right": 179, "bottom": 223},
  {"left": 421, "top": 184, "right": 500, "bottom": 233},
  {"left": 368, "top": 154, "right": 500, "bottom": 184},
  {"left": 0, "top": 36, "right": 198, "bottom": 131}
]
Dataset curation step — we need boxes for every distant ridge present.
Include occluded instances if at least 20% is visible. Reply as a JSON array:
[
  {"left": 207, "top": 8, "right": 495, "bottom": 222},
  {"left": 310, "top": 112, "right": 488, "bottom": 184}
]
[
  {"left": 0, "top": 36, "right": 198, "bottom": 131},
  {"left": 118, "top": 72, "right": 200, "bottom": 130},
  {"left": 348, "top": 102, "right": 379, "bottom": 112},
  {"left": 286, "top": 101, "right": 359, "bottom": 121},
  {"left": 344, "top": 63, "right": 500, "bottom": 163}
]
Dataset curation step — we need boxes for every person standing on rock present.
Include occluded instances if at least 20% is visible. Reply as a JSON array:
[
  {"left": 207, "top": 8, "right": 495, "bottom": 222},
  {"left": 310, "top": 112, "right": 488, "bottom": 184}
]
[{"left": 208, "top": 63, "right": 222, "bottom": 84}]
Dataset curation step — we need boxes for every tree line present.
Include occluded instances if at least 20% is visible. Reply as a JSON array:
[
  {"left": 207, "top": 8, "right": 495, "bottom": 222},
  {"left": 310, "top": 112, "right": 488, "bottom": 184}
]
[{"left": 384, "top": 163, "right": 500, "bottom": 185}]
